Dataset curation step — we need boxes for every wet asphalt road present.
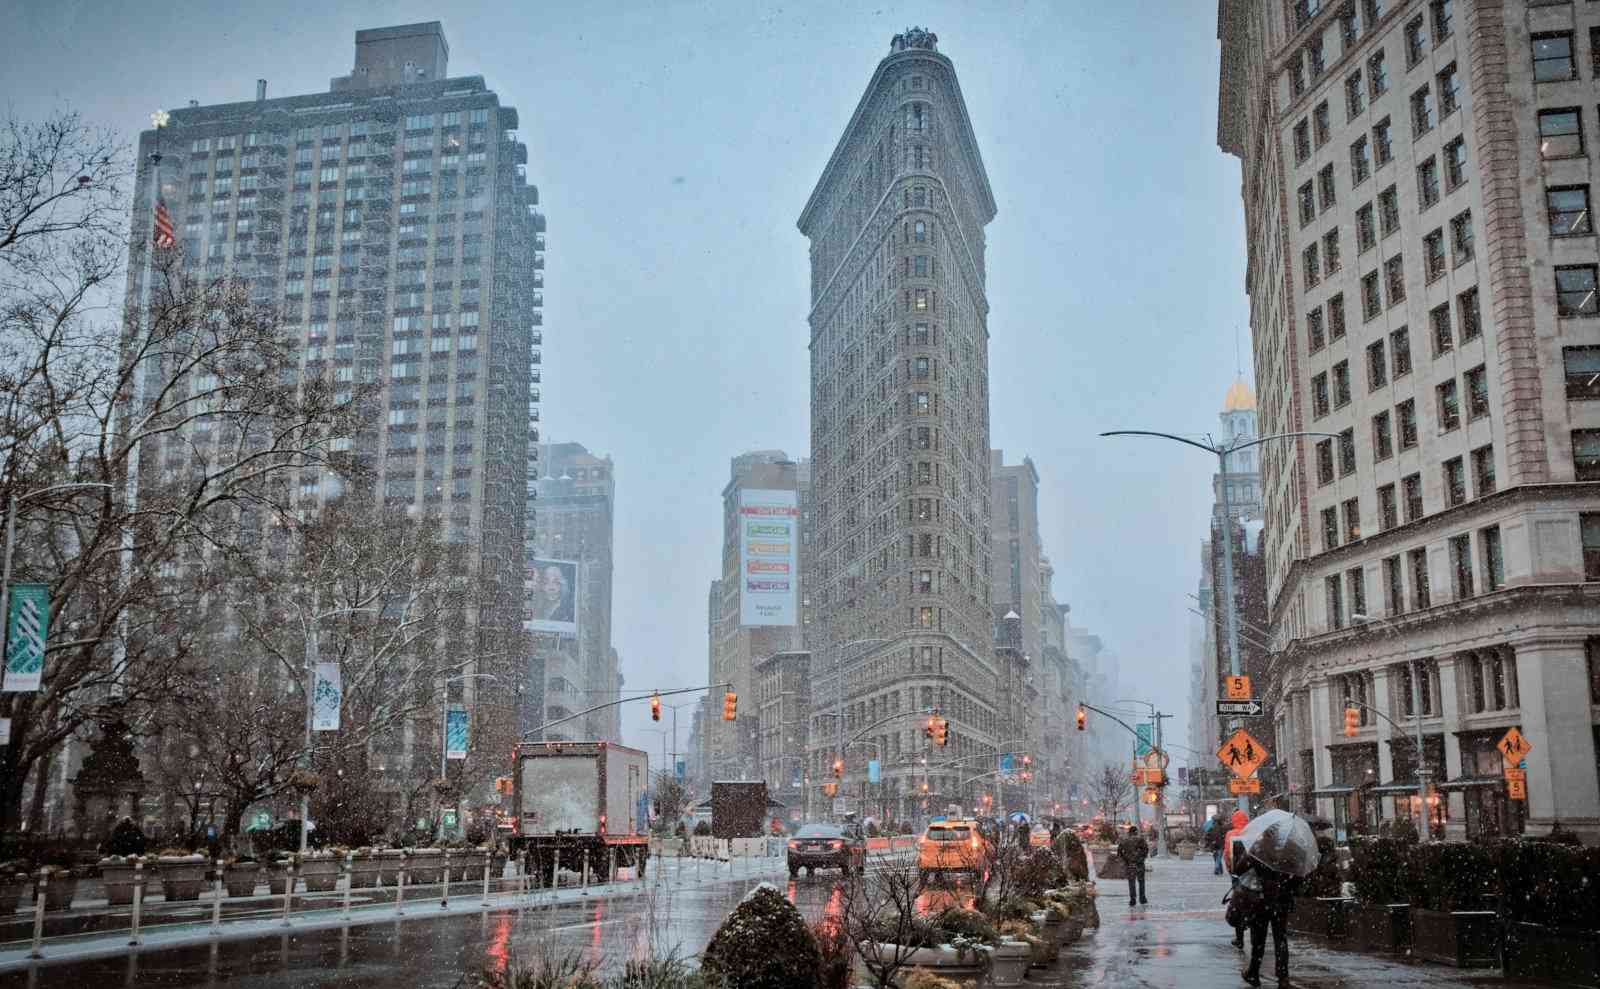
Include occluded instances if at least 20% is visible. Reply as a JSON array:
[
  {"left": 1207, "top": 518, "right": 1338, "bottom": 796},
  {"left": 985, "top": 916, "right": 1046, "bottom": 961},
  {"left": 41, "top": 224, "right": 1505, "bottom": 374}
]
[{"left": 0, "top": 856, "right": 1543, "bottom": 988}]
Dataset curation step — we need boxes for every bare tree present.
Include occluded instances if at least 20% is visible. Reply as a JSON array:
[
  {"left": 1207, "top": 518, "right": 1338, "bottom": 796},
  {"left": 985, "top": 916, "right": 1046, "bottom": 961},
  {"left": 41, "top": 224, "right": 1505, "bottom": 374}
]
[
  {"left": 153, "top": 493, "right": 471, "bottom": 838},
  {"left": 839, "top": 857, "right": 931, "bottom": 989},
  {"left": 0, "top": 110, "right": 367, "bottom": 832},
  {"left": 1090, "top": 762, "right": 1132, "bottom": 825}
]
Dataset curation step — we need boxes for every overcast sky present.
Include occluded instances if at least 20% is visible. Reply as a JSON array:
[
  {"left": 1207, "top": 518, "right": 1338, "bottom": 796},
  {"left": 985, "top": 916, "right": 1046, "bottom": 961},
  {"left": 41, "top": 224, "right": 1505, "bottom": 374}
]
[{"left": 7, "top": 0, "right": 1249, "bottom": 778}]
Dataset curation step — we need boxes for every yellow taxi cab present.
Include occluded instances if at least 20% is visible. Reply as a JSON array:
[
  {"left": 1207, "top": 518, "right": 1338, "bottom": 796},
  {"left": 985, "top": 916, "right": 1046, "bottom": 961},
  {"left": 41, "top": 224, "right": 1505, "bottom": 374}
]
[
  {"left": 916, "top": 819, "right": 990, "bottom": 883},
  {"left": 1029, "top": 825, "right": 1053, "bottom": 849}
]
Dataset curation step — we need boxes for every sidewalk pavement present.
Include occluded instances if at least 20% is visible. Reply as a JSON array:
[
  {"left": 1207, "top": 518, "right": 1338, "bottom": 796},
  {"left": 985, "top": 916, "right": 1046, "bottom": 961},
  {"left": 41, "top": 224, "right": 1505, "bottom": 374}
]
[{"left": 1068, "top": 853, "right": 1523, "bottom": 989}]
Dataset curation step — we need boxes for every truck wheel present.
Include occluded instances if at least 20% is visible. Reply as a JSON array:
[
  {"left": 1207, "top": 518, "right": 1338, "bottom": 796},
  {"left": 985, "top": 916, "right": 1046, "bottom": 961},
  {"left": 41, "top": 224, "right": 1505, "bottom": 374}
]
[
  {"left": 788, "top": 864, "right": 798, "bottom": 879},
  {"left": 806, "top": 866, "right": 814, "bottom": 878}
]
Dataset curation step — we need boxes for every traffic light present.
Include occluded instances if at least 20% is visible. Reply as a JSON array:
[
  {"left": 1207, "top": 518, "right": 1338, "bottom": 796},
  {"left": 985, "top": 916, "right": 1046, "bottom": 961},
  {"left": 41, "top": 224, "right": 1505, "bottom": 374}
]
[
  {"left": 924, "top": 715, "right": 937, "bottom": 741},
  {"left": 650, "top": 692, "right": 661, "bottom": 722},
  {"left": 1143, "top": 787, "right": 1160, "bottom": 804},
  {"left": 1022, "top": 754, "right": 1031, "bottom": 767},
  {"left": 494, "top": 776, "right": 512, "bottom": 795},
  {"left": 933, "top": 716, "right": 949, "bottom": 747},
  {"left": 1343, "top": 706, "right": 1360, "bottom": 737},
  {"left": 832, "top": 758, "right": 844, "bottom": 780},
  {"left": 1076, "top": 705, "right": 1087, "bottom": 731},
  {"left": 723, "top": 691, "right": 737, "bottom": 721}
]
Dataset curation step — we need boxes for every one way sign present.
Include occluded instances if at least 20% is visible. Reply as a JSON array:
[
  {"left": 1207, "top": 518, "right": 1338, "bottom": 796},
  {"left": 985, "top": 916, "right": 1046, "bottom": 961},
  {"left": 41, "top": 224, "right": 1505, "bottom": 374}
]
[{"left": 1217, "top": 699, "right": 1264, "bottom": 717}]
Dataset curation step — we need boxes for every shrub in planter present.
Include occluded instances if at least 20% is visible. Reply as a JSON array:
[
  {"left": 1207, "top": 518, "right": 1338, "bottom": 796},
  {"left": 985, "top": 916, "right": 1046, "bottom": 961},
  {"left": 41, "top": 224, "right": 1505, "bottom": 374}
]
[
  {"left": 1496, "top": 839, "right": 1600, "bottom": 985},
  {"left": 931, "top": 906, "right": 998, "bottom": 946},
  {"left": 1347, "top": 836, "right": 1413, "bottom": 952},
  {"left": 1404, "top": 842, "right": 1499, "bottom": 968},
  {"left": 902, "top": 971, "right": 963, "bottom": 989},
  {"left": 692, "top": 821, "right": 712, "bottom": 837},
  {"left": 102, "top": 818, "right": 147, "bottom": 857},
  {"left": 297, "top": 851, "right": 341, "bottom": 892},
  {"left": 700, "top": 883, "right": 821, "bottom": 989}
]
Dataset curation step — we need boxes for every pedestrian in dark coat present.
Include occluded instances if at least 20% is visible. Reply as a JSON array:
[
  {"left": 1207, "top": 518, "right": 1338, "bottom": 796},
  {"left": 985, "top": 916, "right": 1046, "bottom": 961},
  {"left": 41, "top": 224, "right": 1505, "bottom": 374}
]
[
  {"left": 1116, "top": 824, "right": 1149, "bottom": 907},
  {"left": 1230, "top": 849, "right": 1302, "bottom": 986},
  {"left": 1203, "top": 812, "right": 1228, "bottom": 875}
]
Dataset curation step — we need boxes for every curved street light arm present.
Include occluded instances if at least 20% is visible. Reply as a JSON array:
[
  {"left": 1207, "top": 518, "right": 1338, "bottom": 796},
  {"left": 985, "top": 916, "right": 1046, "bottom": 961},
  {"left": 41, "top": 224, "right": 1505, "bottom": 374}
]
[
  {"left": 1222, "top": 429, "right": 1342, "bottom": 455},
  {"left": 1098, "top": 430, "right": 1219, "bottom": 456}
]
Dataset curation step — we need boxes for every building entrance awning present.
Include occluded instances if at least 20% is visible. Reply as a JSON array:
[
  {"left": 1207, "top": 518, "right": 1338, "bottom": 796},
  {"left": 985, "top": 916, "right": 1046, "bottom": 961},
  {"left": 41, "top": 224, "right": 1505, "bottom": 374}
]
[
  {"left": 1435, "top": 775, "right": 1504, "bottom": 791},
  {"left": 1366, "top": 781, "right": 1423, "bottom": 795},
  {"left": 1307, "top": 784, "right": 1360, "bottom": 797}
]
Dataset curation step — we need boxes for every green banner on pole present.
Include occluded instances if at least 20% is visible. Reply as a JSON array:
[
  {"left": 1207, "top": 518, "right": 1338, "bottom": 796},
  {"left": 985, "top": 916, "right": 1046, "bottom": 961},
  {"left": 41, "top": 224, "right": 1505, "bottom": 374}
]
[
  {"left": 4, "top": 584, "right": 49, "bottom": 693},
  {"left": 1136, "top": 723, "right": 1153, "bottom": 757}
]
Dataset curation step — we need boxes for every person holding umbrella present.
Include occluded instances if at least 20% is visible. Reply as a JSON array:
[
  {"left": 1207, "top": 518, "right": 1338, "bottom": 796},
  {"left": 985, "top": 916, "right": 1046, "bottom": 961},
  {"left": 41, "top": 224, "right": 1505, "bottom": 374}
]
[{"left": 1227, "top": 809, "right": 1319, "bottom": 987}]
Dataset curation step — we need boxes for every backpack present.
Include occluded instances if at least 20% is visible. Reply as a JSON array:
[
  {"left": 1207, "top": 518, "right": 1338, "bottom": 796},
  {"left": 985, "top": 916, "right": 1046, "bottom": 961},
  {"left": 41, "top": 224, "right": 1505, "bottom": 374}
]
[{"left": 1223, "top": 868, "right": 1264, "bottom": 928}]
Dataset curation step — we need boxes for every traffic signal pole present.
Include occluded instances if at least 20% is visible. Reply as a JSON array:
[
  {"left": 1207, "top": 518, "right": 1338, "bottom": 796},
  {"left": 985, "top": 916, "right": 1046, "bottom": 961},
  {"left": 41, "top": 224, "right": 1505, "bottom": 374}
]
[{"left": 522, "top": 682, "right": 734, "bottom": 740}]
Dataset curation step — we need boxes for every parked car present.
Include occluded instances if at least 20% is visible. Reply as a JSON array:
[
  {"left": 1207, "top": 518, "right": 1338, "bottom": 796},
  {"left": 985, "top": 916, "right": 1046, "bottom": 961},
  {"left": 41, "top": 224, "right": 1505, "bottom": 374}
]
[
  {"left": 786, "top": 824, "right": 865, "bottom": 878},
  {"left": 916, "top": 819, "right": 990, "bottom": 884}
]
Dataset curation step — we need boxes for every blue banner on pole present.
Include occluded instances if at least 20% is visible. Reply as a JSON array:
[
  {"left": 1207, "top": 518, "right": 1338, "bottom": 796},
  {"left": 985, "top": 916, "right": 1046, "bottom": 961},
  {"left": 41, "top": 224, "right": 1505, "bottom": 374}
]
[
  {"left": 675, "top": 759, "right": 686, "bottom": 781},
  {"left": 999, "top": 752, "right": 1015, "bottom": 773},
  {"left": 1136, "top": 723, "right": 1153, "bottom": 756},
  {"left": 4, "top": 583, "right": 50, "bottom": 693},
  {"left": 445, "top": 707, "right": 469, "bottom": 759},
  {"left": 867, "top": 759, "right": 880, "bottom": 784}
]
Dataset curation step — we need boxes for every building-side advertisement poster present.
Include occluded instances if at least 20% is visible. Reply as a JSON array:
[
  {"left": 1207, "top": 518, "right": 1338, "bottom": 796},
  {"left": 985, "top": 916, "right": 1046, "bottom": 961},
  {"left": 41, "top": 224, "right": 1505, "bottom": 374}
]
[
  {"left": 739, "top": 489, "right": 797, "bottom": 626},
  {"left": 525, "top": 558, "right": 579, "bottom": 637}
]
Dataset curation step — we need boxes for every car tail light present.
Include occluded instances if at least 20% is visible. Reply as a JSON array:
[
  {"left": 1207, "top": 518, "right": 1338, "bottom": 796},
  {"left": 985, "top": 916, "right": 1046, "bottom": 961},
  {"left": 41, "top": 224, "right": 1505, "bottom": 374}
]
[
  {"left": 787, "top": 840, "right": 800, "bottom": 849},
  {"left": 829, "top": 840, "right": 843, "bottom": 850}
]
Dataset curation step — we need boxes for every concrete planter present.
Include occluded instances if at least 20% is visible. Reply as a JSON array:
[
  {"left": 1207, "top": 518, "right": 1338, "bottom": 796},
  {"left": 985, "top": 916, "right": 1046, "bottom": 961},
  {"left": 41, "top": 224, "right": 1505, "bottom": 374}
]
[
  {"left": 1176, "top": 841, "right": 1197, "bottom": 861},
  {"left": 34, "top": 872, "right": 79, "bottom": 911},
  {"left": 348, "top": 855, "right": 382, "bottom": 889},
  {"left": 266, "top": 860, "right": 295, "bottom": 895},
  {"left": 988, "top": 940, "right": 1031, "bottom": 987},
  {"left": 1286, "top": 896, "right": 1352, "bottom": 940},
  {"left": 374, "top": 850, "right": 404, "bottom": 886},
  {"left": 157, "top": 856, "right": 208, "bottom": 902},
  {"left": 0, "top": 876, "right": 26, "bottom": 916},
  {"left": 857, "top": 942, "right": 986, "bottom": 989},
  {"left": 1350, "top": 902, "right": 1411, "bottom": 953},
  {"left": 98, "top": 860, "right": 145, "bottom": 906},
  {"left": 297, "top": 856, "right": 340, "bottom": 892},
  {"left": 406, "top": 849, "right": 444, "bottom": 885},
  {"left": 1502, "top": 921, "right": 1600, "bottom": 987},
  {"left": 1410, "top": 907, "right": 1498, "bottom": 968},
  {"left": 223, "top": 862, "right": 261, "bottom": 897}
]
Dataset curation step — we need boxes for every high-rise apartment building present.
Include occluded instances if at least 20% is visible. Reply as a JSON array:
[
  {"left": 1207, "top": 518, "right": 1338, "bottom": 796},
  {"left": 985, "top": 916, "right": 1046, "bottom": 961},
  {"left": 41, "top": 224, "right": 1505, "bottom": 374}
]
[
  {"left": 799, "top": 28, "right": 1000, "bottom": 821},
  {"left": 1219, "top": 0, "right": 1600, "bottom": 840},
  {"left": 990, "top": 451, "right": 1043, "bottom": 775},
  {"left": 128, "top": 21, "right": 542, "bottom": 772},
  {"left": 707, "top": 452, "right": 809, "bottom": 783},
  {"left": 528, "top": 442, "right": 619, "bottom": 742}
]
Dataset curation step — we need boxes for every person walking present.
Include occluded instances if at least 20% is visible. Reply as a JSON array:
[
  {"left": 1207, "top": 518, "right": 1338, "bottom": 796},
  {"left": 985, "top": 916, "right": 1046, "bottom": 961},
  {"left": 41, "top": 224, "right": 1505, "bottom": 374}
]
[
  {"left": 1222, "top": 809, "right": 1251, "bottom": 947},
  {"left": 1204, "top": 812, "right": 1228, "bottom": 875},
  {"left": 1231, "top": 848, "right": 1302, "bottom": 987},
  {"left": 1116, "top": 823, "right": 1149, "bottom": 907}
]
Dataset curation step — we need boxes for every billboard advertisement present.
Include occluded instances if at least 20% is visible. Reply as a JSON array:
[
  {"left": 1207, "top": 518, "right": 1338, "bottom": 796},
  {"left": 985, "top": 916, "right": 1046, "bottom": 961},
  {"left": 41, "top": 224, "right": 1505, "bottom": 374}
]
[
  {"left": 525, "top": 558, "right": 578, "bottom": 637},
  {"left": 738, "top": 488, "right": 798, "bottom": 626}
]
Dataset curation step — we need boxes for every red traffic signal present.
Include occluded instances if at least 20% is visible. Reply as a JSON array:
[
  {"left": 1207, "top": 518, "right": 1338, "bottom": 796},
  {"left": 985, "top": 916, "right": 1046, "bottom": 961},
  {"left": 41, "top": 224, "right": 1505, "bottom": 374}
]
[
  {"left": 651, "top": 692, "right": 662, "bottom": 722},
  {"left": 1343, "top": 706, "right": 1360, "bottom": 737},
  {"left": 1076, "top": 705, "right": 1087, "bottom": 731},
  {"left": 723, "top": 692, "right": 738, "bottom": 721},
  {"left": 832, "top": 758, "right": 844, "bottom": 779}
]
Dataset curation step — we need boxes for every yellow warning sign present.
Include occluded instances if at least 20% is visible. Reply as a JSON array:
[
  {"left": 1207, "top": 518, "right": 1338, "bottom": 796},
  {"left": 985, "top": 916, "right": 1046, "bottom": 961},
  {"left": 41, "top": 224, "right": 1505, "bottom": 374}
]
[
  {"left": 1226, "top": 675, "right": 1252, "bottom": 700},
  {"left": 1217, "top": 728, "right": 1269, "bottom": 779},
  {"left": 1497, "top": 727, "right": 1532, "bottom": 764}
]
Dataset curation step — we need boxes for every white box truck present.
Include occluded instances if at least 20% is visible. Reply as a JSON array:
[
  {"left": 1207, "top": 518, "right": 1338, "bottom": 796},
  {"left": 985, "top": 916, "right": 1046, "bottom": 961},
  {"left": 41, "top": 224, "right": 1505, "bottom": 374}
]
[{"left": 511, "top": 741, "right": 650, "bottom": 884}]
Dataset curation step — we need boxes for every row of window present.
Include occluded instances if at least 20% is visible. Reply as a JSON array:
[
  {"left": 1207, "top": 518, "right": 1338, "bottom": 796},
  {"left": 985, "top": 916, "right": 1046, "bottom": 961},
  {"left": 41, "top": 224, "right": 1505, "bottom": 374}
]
[{"left": 1327, "top": 522, "right": 1503, "bottom": 632}]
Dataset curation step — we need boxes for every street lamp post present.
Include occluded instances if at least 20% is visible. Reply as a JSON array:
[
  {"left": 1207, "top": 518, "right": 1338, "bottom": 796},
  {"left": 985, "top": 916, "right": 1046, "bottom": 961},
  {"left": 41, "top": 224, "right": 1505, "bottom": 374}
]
[
  {"left": 296, "top": 601, "right": 379, "bottom": 854},
  {"left": 0, "top": 483, "right": 115, "bottom": 697},
  {"left": 438, "top": 672, "right": 498, "bottom": 842},
  {"left": 1101, "top": 428, "right": 1337, "bottom": 811}
]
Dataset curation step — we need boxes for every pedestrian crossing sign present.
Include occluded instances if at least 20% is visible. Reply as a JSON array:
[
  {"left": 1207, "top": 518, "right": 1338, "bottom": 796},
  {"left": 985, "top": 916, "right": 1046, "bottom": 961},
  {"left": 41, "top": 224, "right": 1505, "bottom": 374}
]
[{"left": 1217, "top": 728, "right": 1268, "bottom": 779}]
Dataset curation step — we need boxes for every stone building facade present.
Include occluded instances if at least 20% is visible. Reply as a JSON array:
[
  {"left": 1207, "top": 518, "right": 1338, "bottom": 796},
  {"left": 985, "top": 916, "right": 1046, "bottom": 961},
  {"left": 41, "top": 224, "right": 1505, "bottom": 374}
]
[
  {"left": 798, "top": 28, "right": 1001, "bottom": 822},
  {"left": 1218, "top": 0, "right": 1600, "bottom": 839}
]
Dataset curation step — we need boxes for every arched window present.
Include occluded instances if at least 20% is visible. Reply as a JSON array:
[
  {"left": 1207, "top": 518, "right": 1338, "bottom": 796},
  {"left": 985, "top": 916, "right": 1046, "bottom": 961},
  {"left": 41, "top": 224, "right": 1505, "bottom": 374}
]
[{"left": 913, "top": 220, "right": 927, "bottom": 243}]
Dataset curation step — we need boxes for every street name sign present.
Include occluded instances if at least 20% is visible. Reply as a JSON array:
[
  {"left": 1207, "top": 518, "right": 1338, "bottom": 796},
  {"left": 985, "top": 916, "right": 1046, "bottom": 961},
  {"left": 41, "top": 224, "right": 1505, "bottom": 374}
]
[
  {"left": 1217, "top": 699, "right": 1264, "bottom": 716},
  {"left": 1217, "top": 728, "right": 1269, "bottom": 779}
]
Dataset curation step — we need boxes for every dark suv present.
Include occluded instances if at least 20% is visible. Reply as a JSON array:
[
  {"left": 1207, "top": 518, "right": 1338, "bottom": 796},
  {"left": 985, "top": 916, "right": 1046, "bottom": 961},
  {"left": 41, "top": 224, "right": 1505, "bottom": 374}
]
[{"left": 786, "top": 823, "right": 866, "bottom": 878}]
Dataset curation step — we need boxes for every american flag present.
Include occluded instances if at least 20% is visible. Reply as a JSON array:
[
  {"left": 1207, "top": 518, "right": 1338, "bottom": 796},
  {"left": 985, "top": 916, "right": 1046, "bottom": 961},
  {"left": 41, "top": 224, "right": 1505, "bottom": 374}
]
[{"left": 152, "top": 198, "right": 175, "bottom": 250}]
